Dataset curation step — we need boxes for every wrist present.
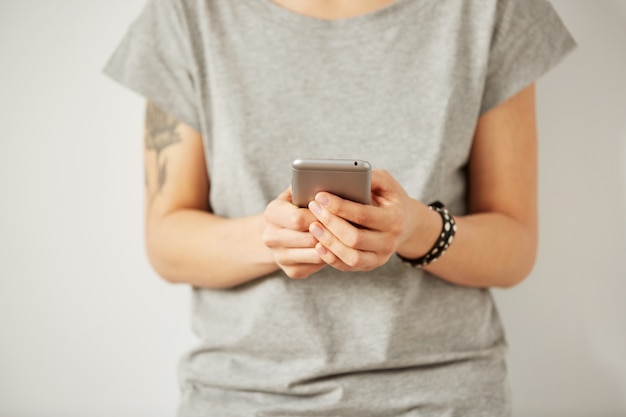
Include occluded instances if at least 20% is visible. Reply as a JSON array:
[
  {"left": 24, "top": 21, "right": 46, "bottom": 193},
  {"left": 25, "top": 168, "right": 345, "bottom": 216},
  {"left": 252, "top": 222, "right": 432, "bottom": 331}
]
[{"left": 396, "top": 200, "right": 442, "bottom": 260}]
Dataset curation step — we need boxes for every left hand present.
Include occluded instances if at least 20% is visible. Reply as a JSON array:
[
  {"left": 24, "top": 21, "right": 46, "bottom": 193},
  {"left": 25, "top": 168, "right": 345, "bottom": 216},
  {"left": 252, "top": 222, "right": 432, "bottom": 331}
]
[{"left": 307, "top": 170, "right": 430, "bottom": 272}]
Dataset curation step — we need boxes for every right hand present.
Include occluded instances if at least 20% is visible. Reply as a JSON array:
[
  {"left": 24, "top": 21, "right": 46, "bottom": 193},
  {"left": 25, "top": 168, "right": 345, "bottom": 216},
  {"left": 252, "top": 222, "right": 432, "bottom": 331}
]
[{"left": 263, "top": 187, "right": 326, "bottom": 279}]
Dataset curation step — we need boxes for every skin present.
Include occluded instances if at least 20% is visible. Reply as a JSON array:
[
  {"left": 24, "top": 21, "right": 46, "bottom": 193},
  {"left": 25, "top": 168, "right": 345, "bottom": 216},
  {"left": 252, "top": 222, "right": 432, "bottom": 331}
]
[
  {"left": 143, "top": 103, "right": 277, "bottom": 289},
  {"left": 294, "top": 85, "right": 539, "bottom": 288},
  {"left": 143, "top": 0, "right": 538, "bottom": 290},
  {"left": 270, "top": 0, "right": 396, "bottom": 19},
  {"left": 144, "top": 83, "right": 538, "bottom": 290}
]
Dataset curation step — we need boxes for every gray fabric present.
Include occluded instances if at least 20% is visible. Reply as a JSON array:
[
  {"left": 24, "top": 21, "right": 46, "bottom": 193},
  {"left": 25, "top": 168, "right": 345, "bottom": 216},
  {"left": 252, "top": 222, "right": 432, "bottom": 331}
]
[{"left": 104, "top": 0, "right": 575, "bottom": 415}]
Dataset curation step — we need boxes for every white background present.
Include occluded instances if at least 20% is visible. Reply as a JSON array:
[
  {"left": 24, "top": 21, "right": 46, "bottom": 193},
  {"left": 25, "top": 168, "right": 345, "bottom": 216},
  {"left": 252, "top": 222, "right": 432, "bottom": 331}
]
[{"left": 0, "top": 1, "right": 625, "bottom": 416}]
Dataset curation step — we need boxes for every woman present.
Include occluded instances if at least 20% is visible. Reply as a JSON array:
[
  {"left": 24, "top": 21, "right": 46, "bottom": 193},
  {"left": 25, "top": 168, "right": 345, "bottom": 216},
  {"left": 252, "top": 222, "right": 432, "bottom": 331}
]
[{"left": 106, "top": 0, "right": 575, "bottom": 415}]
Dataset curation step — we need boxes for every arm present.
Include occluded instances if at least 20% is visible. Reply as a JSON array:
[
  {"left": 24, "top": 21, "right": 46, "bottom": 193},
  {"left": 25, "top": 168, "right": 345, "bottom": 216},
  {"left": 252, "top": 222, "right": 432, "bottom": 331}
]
[
  {"left": 306, "top": 84, "right": 538, "bottom": 288},
  {"left": 423, "top": 83, "right": 538, "bottom": 287},
  {"left": 143, "top": 102, "right": 278, "bottom": 289}
]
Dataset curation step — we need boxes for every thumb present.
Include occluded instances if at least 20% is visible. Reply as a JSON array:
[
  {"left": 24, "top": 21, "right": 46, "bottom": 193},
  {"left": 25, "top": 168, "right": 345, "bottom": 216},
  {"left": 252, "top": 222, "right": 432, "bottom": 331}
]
[{"left": 370, "top": 169, "right": 396, "bottom": 195}]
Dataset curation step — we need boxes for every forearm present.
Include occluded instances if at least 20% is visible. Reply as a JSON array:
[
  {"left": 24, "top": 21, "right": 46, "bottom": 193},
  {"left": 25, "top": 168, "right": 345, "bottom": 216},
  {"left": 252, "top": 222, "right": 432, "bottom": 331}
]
[
  {"left": 399, "top": 86, "right": 538, "bottom": 288},
  {"left": 402, "top": 208, "right": 537, "bottom": 288},
  {"left": 146, "top": 210, "right": 278, "bottom": 289}
]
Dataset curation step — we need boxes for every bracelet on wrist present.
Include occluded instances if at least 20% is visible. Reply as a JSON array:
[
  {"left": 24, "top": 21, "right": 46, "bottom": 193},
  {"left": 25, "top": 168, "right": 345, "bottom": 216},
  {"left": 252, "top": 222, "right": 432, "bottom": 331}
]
[{"left": 398, "top": 201, "right": 457, "bottom": 268}]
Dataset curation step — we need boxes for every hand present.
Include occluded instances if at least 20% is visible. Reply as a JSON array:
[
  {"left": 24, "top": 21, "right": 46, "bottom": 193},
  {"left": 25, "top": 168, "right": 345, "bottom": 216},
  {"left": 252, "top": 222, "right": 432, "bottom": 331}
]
[
  {"left": 307, "top": 170, "right": 434, "bottom": 272},
  {"left": 263, "top": 188, "right": 327, "bottom": 279}
]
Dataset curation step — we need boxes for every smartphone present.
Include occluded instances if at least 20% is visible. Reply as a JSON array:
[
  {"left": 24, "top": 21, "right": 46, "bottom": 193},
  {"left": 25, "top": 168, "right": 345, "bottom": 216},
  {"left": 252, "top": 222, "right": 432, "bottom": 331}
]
[{"left": 291, "top": 158, "right": 372, "bottom": 208}]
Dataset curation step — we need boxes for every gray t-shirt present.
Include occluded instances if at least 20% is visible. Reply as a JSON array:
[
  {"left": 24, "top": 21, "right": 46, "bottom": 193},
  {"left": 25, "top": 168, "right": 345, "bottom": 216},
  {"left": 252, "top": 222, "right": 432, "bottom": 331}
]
[{"left": 105, "top": 0, "right": 575, "bottom": 415}]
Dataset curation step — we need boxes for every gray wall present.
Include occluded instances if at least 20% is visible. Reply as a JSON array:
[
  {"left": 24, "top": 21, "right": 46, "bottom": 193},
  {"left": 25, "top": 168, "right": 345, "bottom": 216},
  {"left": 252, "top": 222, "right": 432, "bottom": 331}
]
[
  {"left": 493, "top": 1, "right": 626, "bottom": 415},
  {"left": 0, "top": 1, "right": 624, "bottom": 416}
]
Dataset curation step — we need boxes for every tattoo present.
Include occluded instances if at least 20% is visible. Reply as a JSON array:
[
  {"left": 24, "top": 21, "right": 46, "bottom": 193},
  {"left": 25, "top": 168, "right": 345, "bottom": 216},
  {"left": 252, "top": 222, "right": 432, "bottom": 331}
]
[
  {"left": 158, "top": 156, "right": 168, "bottom": 191},
  {"left": 144, "top": 103, "right": 181, "bottom": 204}
]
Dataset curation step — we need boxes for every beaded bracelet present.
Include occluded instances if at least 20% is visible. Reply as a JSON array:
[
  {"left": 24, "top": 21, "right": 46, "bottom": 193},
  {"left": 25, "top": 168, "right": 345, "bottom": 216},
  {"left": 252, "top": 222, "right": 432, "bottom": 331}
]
[{"left": 398, "top": 201, "right": 457, "bottom": 268}]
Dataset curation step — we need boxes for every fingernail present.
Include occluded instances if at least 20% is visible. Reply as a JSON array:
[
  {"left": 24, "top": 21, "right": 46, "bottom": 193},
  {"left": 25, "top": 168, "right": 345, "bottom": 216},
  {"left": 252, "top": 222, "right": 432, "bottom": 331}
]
[
  {"left": 315, "top": 194, "right": 330, "bottom": 207},
  {"left": 316, "top": 244, "right": 328, "bottom": 255},
  {"left": 310, "top": 224, "right": 324, "bottom": 238},
  {"left": 309, "top": 201, "right": 322, "bottom": 215}
]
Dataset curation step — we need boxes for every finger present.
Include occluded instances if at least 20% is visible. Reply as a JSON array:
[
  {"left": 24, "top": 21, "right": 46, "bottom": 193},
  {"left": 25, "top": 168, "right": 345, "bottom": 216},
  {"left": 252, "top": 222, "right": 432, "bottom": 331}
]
[
  {"left": 263, "top": 225, "right": 318, "bottom": 249},
  {"left": 313, "top": 242, "right": 351, "bottom": 272},
  {"left": 310, "top": 222, "right": 380, "bottom": 270},
  {"left": 265, "top": 196, "right": 318, "bottom": 232},
  {"left": 281, "top": 263, "right": 327, "bottom": 280},
  {"left": 273, "top": 247, "right": 325, "bottom": 266},
  {"left": 308, "top": 199, "right": 393, "bottom": 252},
  {"left": 312, "top": 192, "right": 389, "bottom": 232}
]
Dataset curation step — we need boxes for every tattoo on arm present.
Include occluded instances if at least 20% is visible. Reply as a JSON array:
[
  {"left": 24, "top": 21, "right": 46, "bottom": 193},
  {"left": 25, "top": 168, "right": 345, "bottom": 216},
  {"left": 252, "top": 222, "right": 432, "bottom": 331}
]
[{"left": 144, "top": 103, "right": 182, "bottom": 204}]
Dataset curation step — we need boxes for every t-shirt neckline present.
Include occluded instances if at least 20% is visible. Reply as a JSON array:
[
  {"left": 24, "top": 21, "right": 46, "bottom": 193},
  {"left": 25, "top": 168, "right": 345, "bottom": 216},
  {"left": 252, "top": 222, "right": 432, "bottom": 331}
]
[{"left": 242, "top": 0, "right": 419, "bottom": 39}]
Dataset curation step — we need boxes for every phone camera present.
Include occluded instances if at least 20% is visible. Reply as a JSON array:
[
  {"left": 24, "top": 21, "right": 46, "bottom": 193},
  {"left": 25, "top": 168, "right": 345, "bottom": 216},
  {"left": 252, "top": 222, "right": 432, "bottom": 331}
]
[{"left": 354, "top": 161, "right": 358, "bottom": 166}]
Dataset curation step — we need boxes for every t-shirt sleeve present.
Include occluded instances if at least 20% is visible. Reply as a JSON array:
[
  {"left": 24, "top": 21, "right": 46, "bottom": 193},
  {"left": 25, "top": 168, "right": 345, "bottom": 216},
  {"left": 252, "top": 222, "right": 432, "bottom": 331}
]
[
  {"left": 103, "top": 0, "right": 200, "bottom": 130},
  {"left": 480, "top": 0, "right": 576, "bottom": 115}
]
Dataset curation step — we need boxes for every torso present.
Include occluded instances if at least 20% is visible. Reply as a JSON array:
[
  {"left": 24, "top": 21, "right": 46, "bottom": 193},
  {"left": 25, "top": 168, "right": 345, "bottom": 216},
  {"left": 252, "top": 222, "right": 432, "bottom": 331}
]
[{"left": 178, "top": 0, "right": 508, "bottom": 414}]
